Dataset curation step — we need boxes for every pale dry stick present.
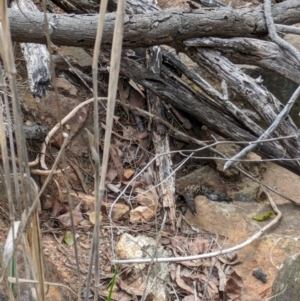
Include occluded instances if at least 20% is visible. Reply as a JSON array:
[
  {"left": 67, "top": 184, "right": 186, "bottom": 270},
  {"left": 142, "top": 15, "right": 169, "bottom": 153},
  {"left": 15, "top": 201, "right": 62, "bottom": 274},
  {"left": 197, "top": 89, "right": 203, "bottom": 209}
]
[
  {"left": 270, "top": 237, "right": 284, "bottom": 270},
  {"left": 224, "top": 84, "right": 300, "bottom": 170},
  {"left": 30, "top": 168, "right": 67, "bottom": 175},
  {"left": 14, "top": 135, "right": 70, "bottom": 251},
  {"left": 0, "top": 30, "right": 22, "bottom": 299},
  {"left": 181, "top": 153, "right": 300, "bottom": 163},
  {"left": 1, "top": 4, "right": 34, "bottom": 298},
  {"left": 276, "top": 24, "right": 300, "bottom": 35},
  {"left": 193, "top": 281, "right": 197, "bottom": 301},
  {"left": 92, "top": 2, "right": 126, "bottom": 301},
  {"left": 111, "top": 185, "right": 282, "bottom": 264},
  {"left": 0, "top": 135, "right": 69, "bottom": 287},
  {"left": 36, "top": 97, "right": 106, "bottom": 169},
  {"left": 0, "top": 64, "right": 22, "bottom": 214},
  {"left": 7, "top": 276, "right": 77, "bottom": 297},
  {"left": 87, "top": 0, "right": 109, "bottom": 297},
  {"left": 60, "top": 148, "right": 82, "bottom": 300},
  {"left": 264, "top": 286, "right": 287, "bottom": 301},
  {"left": 264, "top": 0, "right": 300, "bottom": 65}
]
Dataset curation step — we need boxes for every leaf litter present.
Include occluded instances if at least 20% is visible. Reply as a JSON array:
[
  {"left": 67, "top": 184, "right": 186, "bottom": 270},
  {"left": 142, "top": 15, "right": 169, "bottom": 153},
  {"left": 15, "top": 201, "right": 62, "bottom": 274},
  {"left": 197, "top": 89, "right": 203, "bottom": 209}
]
[
  {"left": 36, "top": 92, "right": 244, "bottom": 300},
  {"left": 10, "top": 34, "right": 246, "bottom": 301}
]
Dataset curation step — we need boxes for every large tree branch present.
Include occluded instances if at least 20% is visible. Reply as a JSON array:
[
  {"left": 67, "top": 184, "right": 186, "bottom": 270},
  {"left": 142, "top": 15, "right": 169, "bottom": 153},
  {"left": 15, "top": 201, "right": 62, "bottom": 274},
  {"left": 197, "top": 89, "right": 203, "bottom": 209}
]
[
  {"left": 119, "top": 55, "right": 300, "bottom": 176},
  {"left": 4, "top": 0, "right": 300, "bottom": 48},
  {"left": 181, "top": 46, "right": 300, "bottom": 157},
  {"left": 184, "top": 37, "right": 300, "bottom": 86}
]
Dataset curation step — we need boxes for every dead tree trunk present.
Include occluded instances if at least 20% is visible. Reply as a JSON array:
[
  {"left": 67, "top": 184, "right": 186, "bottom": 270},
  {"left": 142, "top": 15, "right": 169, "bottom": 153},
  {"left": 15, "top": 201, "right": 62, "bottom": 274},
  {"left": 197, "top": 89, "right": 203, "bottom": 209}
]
[{"left": 10, "top": 0, "right": 51, "bottom": 97}]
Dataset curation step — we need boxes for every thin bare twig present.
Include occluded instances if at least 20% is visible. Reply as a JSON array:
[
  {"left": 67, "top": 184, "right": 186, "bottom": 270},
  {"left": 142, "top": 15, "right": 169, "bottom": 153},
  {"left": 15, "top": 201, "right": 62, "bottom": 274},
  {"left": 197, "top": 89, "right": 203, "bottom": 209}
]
[
  {"left": 264, "top": 0, "right": 300, "bottom": 65},
  {"left": 224, "top": 85, "right": 300, "bottom": 170},
  {"left": 276, "top": 24, "right": 300, "bottom": 35},
  {"left": 224, "top": 0, "right": 300, "bottom": 170},
  {"left": 90, "top": 1, "right": 126, "bottom": 300},
  {"left": 112, "top": 185, "right": 282, "bottom": 264}
]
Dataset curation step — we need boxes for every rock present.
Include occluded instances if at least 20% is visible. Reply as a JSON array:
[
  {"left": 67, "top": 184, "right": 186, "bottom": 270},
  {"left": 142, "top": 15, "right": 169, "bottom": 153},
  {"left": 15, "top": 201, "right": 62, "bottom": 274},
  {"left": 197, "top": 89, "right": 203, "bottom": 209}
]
[
  {"left": 185, "top": 194, "right": 300, "bottom": 301},
  {"left": 232, "top": 177, "right": 261, "bottom": 202},
  {"left": 271, "top": 254, "right": 300, "bottom": 300},
  {"left": 55, "top": 77, "right": 78, "bottom": 96},
  {"left": 59, "top": 46, "right": 92, "bottom": 69},
  {"left": 214, "top": 143, "right": 241, "bottom": 179},
  {"left": 241, "top": 152, "right": 264, "bottom": 179},
  {"left": 115, "top": 233, "right": 171, "bottom": 301}
]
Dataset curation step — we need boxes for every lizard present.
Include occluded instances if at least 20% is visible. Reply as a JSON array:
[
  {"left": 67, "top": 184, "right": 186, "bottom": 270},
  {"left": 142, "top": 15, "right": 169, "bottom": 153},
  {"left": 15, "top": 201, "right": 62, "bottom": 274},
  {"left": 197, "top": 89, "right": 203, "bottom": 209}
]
[{"left": 177, "top": 184, "right": 232, "bottom": 215}]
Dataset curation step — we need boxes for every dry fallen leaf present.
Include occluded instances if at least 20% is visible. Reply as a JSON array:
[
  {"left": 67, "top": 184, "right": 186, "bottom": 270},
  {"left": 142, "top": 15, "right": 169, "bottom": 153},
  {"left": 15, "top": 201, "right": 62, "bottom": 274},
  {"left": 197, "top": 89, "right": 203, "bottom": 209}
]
[
  {"left": 110, "top": 203, "right": 130, "bottom": 221},
  {"left": 56, "top": 203, "right": 83, "bottom": 227},
  {"left": 118, "top": 278, "right": 146, "bottom": 297},
  {"left": 182, "top": 295, "right": 201, "bottom": 301},
  {"left": 140, "top": 171, "right": 153, "bottom": 187},
  {"left": 132, "top": 130, "right": 148, "bottom": 139},
  {"left": 129, "top": 206, "right": 155, "bottom": 223},
  {"left": 170, "top": 236, "right": 189, "bottom": 252},
  {"left": 175, "top": 265, "right": 194, "bottom": 295},
  {"left": 51, "top": 199, "right": 69, "bottom": 217},
  {"left": 110, "top": 144, "right": 124, "bottom": 181},
  {"left": 128, "top": 80, "right": 146, "bottom": 98},
  {"left": 88, "top": 211, "right": 103, "bottom": 225},
  {"left": 188, "top": 238, "right": 210, "bottom": 255},
  {"left": 133, "top": 186, "right": 159, "bottom": 211},
  {"left": 106, "top": 165, "right": 118, "bottom": 181},
  {"left": 123, "top": 169, "right": 135, "bottom": 180},
  {"left": 225, "top": 268, "right": 243, "bottom": 300},
  {"left": 206, "top": 280, "right": 220, "bottom": 301}
]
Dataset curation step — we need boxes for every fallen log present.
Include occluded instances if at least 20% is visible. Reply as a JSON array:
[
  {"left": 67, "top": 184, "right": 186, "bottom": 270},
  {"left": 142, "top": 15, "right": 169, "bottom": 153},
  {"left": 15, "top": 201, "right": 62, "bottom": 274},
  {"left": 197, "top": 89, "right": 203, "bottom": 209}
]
[{"left": 5, "top": 0, "right": 300, "bottom": 48}]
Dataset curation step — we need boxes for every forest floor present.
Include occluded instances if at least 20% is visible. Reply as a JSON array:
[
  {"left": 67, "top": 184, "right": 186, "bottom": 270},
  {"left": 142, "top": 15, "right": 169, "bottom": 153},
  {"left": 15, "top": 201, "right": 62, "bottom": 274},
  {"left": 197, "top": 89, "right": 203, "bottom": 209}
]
[{"left": 1, "top": 1, "right": 300, "bottom": 301}]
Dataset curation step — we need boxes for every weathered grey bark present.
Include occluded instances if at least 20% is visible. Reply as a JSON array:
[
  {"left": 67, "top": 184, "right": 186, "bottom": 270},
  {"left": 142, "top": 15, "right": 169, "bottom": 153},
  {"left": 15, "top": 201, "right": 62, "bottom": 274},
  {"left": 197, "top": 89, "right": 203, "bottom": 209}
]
[
  {"left": 114, "top": 0, "right": 300, "bottom": 171},
  {"left": 146, "top": 46, "right": 176, "bottom": 230},
  {"left": 162, "top": 50, "right": 265, "bottom": 136},
  {"left": 181, "top": 47, "right": 300, "bottom": 159},
  {"left": 5, "top": 0, "right": 300, "bottom": 48},
  {"left": 10, "top": 0, "right": 51, "bottom": 97},
  {"left": 50, "top": 0, "right": 99, "bottom": 14},
  {"left": 184, "top": 37, "right": 300, "bottom": 86},
  {"left": 119, "top": 55, "right": 300, "bottom": 176},
  {"left": 196, "top": 0, "right": 226, "bottom": 7}
]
